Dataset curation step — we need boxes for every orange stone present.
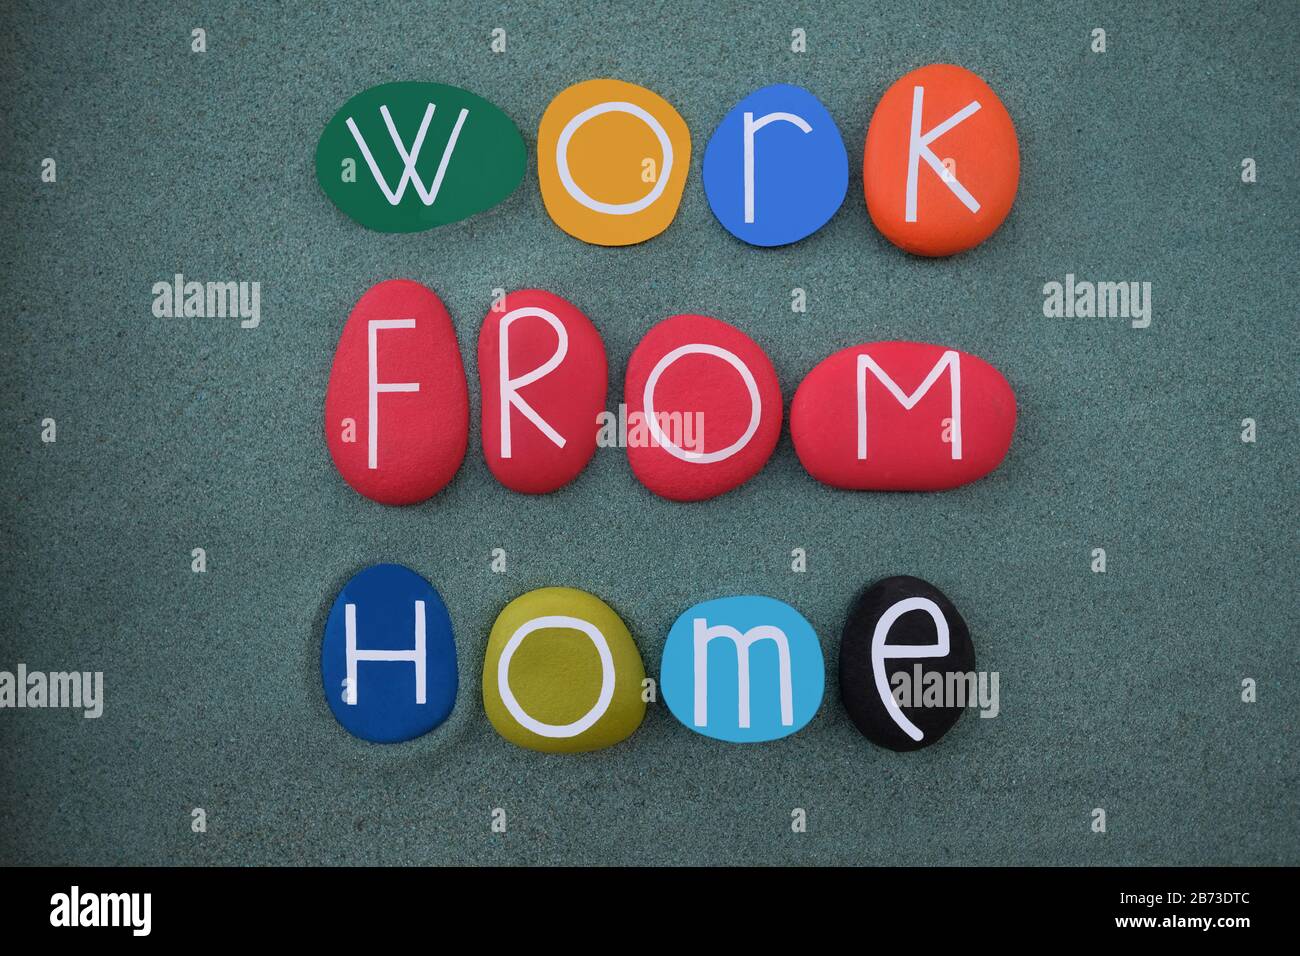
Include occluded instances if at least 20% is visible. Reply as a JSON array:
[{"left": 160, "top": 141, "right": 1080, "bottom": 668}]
[
  {"left": 863, "top": 64, "right": 1019, "bottom": 257},
  {"left": 537, "top": 79, "right": 691, "bottom": 246}
]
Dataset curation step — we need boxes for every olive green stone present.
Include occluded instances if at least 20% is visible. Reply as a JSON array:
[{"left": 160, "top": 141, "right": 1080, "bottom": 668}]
[{"left": 483, "top": 587, "right": 646, "bottom": 753}]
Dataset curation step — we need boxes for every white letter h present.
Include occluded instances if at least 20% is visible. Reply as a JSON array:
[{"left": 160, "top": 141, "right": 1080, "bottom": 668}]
[{"left": 345, "top": 601, "right": 427, "bottom": 705}]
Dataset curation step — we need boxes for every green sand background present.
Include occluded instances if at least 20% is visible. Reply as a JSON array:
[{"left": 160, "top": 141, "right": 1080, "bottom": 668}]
[{"left": 1, "top": 1, "right": 1296, "bottom": 865}]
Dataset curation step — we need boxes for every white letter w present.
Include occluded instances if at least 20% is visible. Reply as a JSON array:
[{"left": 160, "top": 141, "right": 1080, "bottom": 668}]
[{"left": 346, "top": 103, "right": 469, "bottom": 206}]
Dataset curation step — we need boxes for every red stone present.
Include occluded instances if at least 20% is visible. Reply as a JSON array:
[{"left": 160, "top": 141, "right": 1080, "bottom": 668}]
[
  {"left": 324, "top": 279, "right": 468, "bottom": 505},
  {"left": 790, "top": 341, "right": 1015, "bottom": 491},
  {"left": 477, "top": 289, "right": 608, "bottom": 494},
  {"left": 624, "top": 314, "right": 782, "bottom": 502}
]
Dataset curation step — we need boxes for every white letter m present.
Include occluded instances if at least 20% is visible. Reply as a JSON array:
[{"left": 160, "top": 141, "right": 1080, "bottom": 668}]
[
  {"left": 857, "top": 349, "right": 962, "bottom": 460},
  {"left": 693, "top": 618, "right": 794, "bottom": 729}
]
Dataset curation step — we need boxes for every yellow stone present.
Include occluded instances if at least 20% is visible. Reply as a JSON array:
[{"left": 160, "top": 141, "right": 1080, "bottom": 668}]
[
  {"left": 483, "top": 587, "right": 646, "bottom": 753},
  {"left": 536, "top": 79, "right": 691, "bottom": 246}
]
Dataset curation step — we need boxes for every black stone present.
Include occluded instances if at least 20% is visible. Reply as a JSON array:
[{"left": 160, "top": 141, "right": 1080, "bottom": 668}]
[{"left": 839, "top": 575, "right": 976, "bottom": 752}]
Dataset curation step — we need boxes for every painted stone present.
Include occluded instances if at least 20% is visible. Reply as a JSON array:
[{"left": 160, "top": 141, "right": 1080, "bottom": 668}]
[
  {"left": 325, "top": 279, "right": 469, "bottom": 505},
  {"left": 482, "top": 587, "right": 646, "bottom": 753},
  {"left": 315, "top": 82, "right": 526, "bottom": 232},
  {"left": 537, "top": 79, "right": 691, "bottom": 246},
  {"left": 477, "top": 290, "right": 608, "bottom": 494},
  {"left": 703, "top": 83, "right": 848, "bottom": 247},
  {"left": 624, "top": 314, "right": 782, "bottom": 502},
  {"left": 321, "top": 564, "right": 458, "bottom": 744},
  {"left": 661, "top": 595, "right": 824, "bottom": 743},
  {"left": 863, "top": 64, "right": 1020, "bottom": 256},
  {"left": 790, "top": 341, "right": 1015, "bottom": 491},
  {"left": 839, "top": 576, "right": 975, "bottom": 751}
]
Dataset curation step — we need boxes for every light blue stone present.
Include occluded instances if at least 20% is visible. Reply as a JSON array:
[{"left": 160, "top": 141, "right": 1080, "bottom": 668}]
[{"left": 660, "top": 595, "right": 825, "bottom": 743}]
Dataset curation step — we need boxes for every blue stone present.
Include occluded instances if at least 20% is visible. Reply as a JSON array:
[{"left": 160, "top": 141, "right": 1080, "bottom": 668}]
[
  {"left": 321, "top": 564, "right": 458, "bottom": 743},
  {"left": 660, "top": 595, "right": 824, "bottom": 743},
  {"left": 702, "top": 83, "right": 848, "bottom": 247}
]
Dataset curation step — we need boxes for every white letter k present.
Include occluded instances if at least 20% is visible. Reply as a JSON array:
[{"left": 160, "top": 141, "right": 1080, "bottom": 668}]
[{"left": 905, "top": 86, "right": 981, "bottom": 223}]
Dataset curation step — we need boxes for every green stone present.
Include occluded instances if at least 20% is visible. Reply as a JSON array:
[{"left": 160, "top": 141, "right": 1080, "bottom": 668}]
[
  {"left": 483, "top": 587, "right": 646, "bottom": 753},
  {"left": 315, "top": 81, "right": 525, "bottom": 233}
]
